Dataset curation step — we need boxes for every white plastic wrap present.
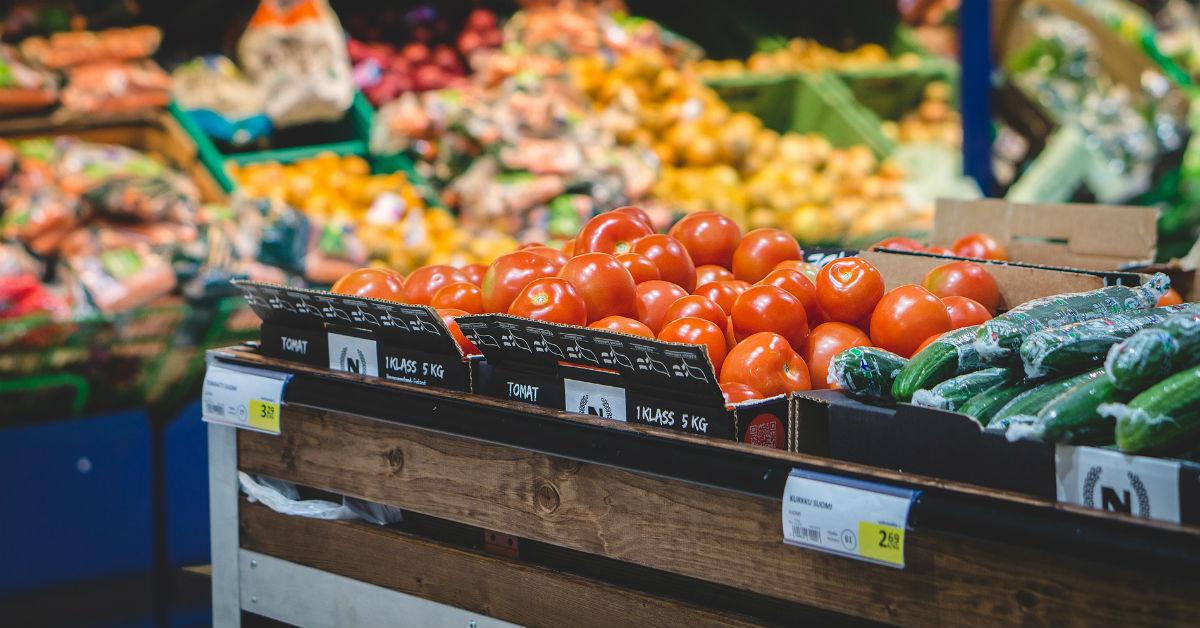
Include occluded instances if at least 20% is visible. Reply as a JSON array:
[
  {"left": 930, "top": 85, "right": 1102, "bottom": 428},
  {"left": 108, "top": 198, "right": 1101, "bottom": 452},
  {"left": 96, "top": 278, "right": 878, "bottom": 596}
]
[{"left": 239, "top": 472, "right": 403, "bottom": 525}]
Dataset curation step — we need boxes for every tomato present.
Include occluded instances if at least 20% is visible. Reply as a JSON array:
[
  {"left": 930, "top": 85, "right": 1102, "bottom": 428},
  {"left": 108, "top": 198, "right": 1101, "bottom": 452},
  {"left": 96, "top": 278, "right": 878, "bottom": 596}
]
[
  {"left": 921, "top": 260, "right": 1000, "bottom": 314},
  {"left": 694, "top": 280, "right": 750, "bottom": 315},
  {"left": 561, "top": 239, "right": 576, "bottom": 257},
  {"left": 695, "top": 264, "right": 735, "bottom": 288},
  {"left": 588, "top": 315, "right": 654, "bottom": 338},
  {"left": 758, "top": 268, "right": 817, "bottom": 315},
  {"left": 913, "top": 333, "right": 941, "bottom": 356},
  {"left": 869, "top": 285, "right": 952, "bottom": 358},
  {"left": 524, "top": 246, "right": 568, "bottom": 272},
  {"left": 923, "top": 246, "right": 954, "bottom": 256},
  {"left": 870, "top": 236, "right": 924, "bottom": 252},
  {"left": 720, "top": 382, "right": 762, "bottom": 405},
  {"left": 480, "top": 251, "right": 559, "bottom": 313},
  {"left": 518, "top": 242, "right": 545, "bottom": 250},
  {"left": 330, "top": 268, "right": 406, "bottom": 302},
  {"left": 460, "top": 263, "right": 487, "bottom": 286},
  {"left": 951, "top": 232, "right": 1007, "bottom": 261},
  {"left": 632, "top": 234, "right": 697, "bottom": 291},
  {"left": 658, "top": 317, "right": 728, "bottom": 373},
  {"left": 942, "top": 296, "right": 992, "bottom": 329},
  {"left": 558, "top": 252, "right": 637, "bottom": 322},
  {"left": 724, "top": 316, "right": 737, "bottom": 348},
  {"left": 773, "top": 259, "right": 819, "bottom": 283},
  {"left": 403, "top": 265, "right": 470, "bottom": 305},
  {"left": 1158, "top": 288, "right": 1184, "bottom": 306},
  {"left": 801, "top": 322, "right": 871, "bottom": 390},
  {"left": 815, "top": 257, "right": 884, "bottom": 323},
  {"left": 720, "top": 332, "right": 811, "bottom": 396},
  {"left": 430, "top": 281, "right": 483, "bottom": 313},
  {"left": 635, "top": 280, "right": 689, "bottom": 334},
  {"left": 668, "top": 211, "right": 741, "bottom": 268},
  {"left": 732, "top": 228, "right": 803, "bottom": 283},
  {"left": 575, "top": 212, "right": 653, "bottom": 255},
  {"left": 612, "top": 205, "right": 653, "bottom": 228},
  {"left": 663, "top": 294, "right": 727, "bottom": 330},
  {"left": 508, "top": 278, "right": 588, "bottom": 325},
  {"left": 731, "top": 285, "right": 810, "bottom": 351},
  {"left": 437, "top": 308, "right": 480, "bottom": 355},
  {"left": 616, "top": 253, "right": 660, "bottom": 284}
]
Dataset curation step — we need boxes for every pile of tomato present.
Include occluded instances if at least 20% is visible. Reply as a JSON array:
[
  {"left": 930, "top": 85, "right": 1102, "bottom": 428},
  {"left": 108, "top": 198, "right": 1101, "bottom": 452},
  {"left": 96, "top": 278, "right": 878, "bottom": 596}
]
[
  {"left": 330, "top": 207, "right": 1002, "bottom": 405},
  {"left": 870, "top": 233, "right": 1008, "bottom": 260}
]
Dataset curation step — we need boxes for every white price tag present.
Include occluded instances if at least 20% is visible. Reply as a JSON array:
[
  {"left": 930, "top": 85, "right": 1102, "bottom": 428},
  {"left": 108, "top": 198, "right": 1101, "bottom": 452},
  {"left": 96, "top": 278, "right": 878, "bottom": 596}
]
[
  {"left": 328, "top": 332, "right": 379, "bottom": 376},
  {"left": 782, "top": 469, "right": 916, "bottom": 569},
  {"left": 563, "top": 378, "right": 626, "bottom": 422},
  {"left": 202, "top": 362, "right": 291, "bottom": 435},
  {"left": 1055, "top": 445, "right": 1181, "bottom": 523}
]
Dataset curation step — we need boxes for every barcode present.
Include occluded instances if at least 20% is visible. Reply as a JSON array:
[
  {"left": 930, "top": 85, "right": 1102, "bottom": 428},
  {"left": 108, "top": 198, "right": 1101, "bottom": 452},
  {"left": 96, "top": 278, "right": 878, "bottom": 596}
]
[
  {"left": 792, "top": 524, "right": 822, "bottom": 544},
  {"left": 206, "top": 402, "right": 226, "bottom": 417}
]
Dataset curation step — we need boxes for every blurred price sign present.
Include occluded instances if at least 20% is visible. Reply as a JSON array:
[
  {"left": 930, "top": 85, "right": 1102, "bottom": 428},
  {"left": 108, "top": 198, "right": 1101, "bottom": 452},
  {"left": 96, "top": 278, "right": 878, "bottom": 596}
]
[{"left": 202, "top": 361, "right": 291, "bottom": 435}]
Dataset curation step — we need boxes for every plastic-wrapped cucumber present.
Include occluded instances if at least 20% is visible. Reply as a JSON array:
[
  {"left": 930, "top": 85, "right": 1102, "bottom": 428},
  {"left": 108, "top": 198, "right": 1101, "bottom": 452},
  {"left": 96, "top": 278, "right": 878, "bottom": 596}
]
[
  {"left": 989, "top": 369, "right": 1105, "bottom": 426},
  {"left": 973, "top": 274, "right": 1169, "bottom": 364},
  {"left": 1101, "top": 365, "right": 1200, "bottom": 453},
  {"left": 989, "top": 414, "right": 1038, "bottom": 433},
  {"left": 1105, "top": 310, "right": 1200, "bottom": 392},
  {"left": 891, "top": 325, "right": 983, "bottom": 401},
  {"left": 958, "top": 381, "right": 1031, "bottom": 425},
  {"left": 1006, "top": 373, "right": 1121, "bottom": 445},
  {"left": 1018, "top": 305, "right": 1193, "bottom": 379},
  {"left": 911, "top": 367, "right": 1014, "bottom": 411},
  {"left": 828, "top": 346, "right": 908, "bottom": 403}
]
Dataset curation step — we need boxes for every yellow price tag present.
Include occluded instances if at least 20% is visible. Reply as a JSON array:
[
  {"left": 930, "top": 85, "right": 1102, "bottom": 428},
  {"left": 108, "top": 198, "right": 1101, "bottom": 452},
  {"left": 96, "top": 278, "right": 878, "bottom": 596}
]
[
  {"left": 248, "top": 399, "right": 281, "bottom": 433},
  {"left": 858, "top": 521, "right": 904, "bottom": 566}
]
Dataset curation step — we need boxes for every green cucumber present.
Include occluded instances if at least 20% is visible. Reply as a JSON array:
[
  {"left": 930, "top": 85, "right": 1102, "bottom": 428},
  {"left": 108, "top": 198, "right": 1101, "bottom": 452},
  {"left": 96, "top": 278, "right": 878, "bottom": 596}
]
[
  {"left": 990, "top": 369, "right": 1105, "bottom": 425},
  {"left": 1102, "top": 365, "right": 1200, "bottom": 453},
  {"left": 891, "top": 325, "right": 983, "bottom": 401},
  {"left": 1009, "top": 374, "right": 1121, "bottom": 445},
  {"left": 958, "top": 381, "right": 1032, "bottom": 425},
  {"left": 989, "top": 414, "right": 1038, "bottom": 433},
  {"left": 828, "top": 346, "right": 908, "bottom": 403},
  {"left": 1018, "top": 305, "right": 1193, "bottom": 379},
  {"left": 1105, "top": 310, "right": 1200, "bottom": 392},
  {"left": 973, "top": 274, "right": 1169, "bottom": 364},
  {"left": 911, "top": 367, "right": 1014, "bottom": 411}
]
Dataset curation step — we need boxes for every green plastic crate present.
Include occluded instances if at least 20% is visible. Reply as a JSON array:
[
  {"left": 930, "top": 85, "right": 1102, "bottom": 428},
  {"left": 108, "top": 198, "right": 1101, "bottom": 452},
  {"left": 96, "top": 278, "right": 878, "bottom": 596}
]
[{"left": 834, "top": 27, "right": 958, "bottom": 122}]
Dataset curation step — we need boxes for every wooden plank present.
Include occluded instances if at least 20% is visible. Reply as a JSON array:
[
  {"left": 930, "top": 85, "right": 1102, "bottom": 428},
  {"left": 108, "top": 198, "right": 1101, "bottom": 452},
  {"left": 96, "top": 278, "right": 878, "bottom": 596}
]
[
  {"left": 238, "top": 405, "right": 1200, "bottom": 627},
  {"left": 239, "top": 501, "right": 760, "bottom": 628}
]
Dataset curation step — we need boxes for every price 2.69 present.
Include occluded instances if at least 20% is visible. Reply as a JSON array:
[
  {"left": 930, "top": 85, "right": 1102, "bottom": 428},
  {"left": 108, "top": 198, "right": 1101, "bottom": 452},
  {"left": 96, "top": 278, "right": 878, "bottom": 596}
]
[{"left": 877, "top": 528, "right": 901, "bottom": 551}]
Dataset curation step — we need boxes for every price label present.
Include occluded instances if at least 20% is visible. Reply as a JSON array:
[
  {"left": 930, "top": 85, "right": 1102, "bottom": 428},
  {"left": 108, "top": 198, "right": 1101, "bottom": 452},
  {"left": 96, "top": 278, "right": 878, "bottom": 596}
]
[
  {"left": 202, "top": 361, "right": 291, "bottom": 435},
  {"left": 782, "top": 469, "right": 916, "bottom": 569},
  {"left": 1055, "top": 445, "right": 1181, "bottom": 523}
]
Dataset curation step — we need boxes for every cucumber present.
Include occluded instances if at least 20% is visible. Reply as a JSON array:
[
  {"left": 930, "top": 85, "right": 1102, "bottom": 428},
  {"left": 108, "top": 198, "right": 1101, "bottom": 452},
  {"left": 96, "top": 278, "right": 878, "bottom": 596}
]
[
  {"left": 891, "top": 325, "right": 983, "bottom": 401},
  {"left": 828, "top": 346, "right": 908, "bottom": 403},
  {"left": 973, "top": 274, "right": 1169, "bottom": 364},
  {"left": 1102, "top": 365, "right": 1200, "bottom": 454},
  {"left": 990, "top": 369, "right": 1105, "bottom": 425},
  {"left": 1018, "top": 305, "right": 1193, "bottom": 379},
  {"left": 958, "top": 381, "right": 1031, "bottom": 425},
  {"left": 1009, "top": 374, "right": 1121, "bottom": 445},
  {"left": 911, "top": 367, "right": 1014, "bottom": 411},
  {"left": 989, "top": 414, "right": 1038, "bottom": 433},
  {"left": 1105, "top": 310, "right": 1200, "bottom": 392}
]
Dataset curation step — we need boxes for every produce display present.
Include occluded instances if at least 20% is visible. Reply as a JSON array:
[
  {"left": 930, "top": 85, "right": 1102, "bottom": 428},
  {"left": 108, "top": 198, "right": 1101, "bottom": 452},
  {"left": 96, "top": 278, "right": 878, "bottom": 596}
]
[{"left": 694, "top": 37, "right": 920, "bottom": 77}]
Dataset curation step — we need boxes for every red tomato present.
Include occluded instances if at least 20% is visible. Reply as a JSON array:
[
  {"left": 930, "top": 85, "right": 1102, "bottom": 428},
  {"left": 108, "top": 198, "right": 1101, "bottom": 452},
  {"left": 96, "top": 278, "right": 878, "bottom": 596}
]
[
  {"left": 331, "top": 268, "right": 406, "bottom": 302},
  {"left": 561, "top": 239, "right": 576, "bottom": 257},
  {"left": 870, "top": 236, "right": 924, "bottom": 252},
  {"left": 924, "top": 246, "right": 955, "bottom": 256},
  {"left": 694, "top": 280, "right": 751, "bottom": 315},
  {"left": 758, "top": 268, "right": 817, "bottom": 315},
  {"left": 731, "top": 285, "right": 810, "bottom": 351},
  {"left": 430, "top": 281, "right": 483, "bottom": 313},
  {"left": 632, "top": 234, "right": 697, "bottom": 291},
  {"left": 403, "top": 265, "right": 470, "bottom": 305},
  {"left": 720, "top": 332, "right": 811, "bottom": 396},
  {"left": 732, "top": 228, "right": 803, "bottom": 283},
  {"left": 720, "top": 382, "right": 763, "bottom": 405},
  {"left": 575, "top": 212, "right": 653, "bottom": 255},
  {"left": 668, "top": 211, "right": 742, "bottom": 268},
  {"left": 612, "top": 205, "right": 653, "bottom": 228},
  {"left": 524, "top": 246, "right": 568, "bottom": 272},
  {"left": 588, "top": 315, "right": 654, "bottom": 338},
  {"left": 815, "top": 257, "right": 884, "bottom": 323},
  {"left": 663, "top": 294, "right": 727, "bottom": 330},
  {"left": 773, "top": 259, "right": 819, "bottom": 283},
  {"left": 658, "top": 317, "right": 728, "bottom": 373},
  {"left": 922, "top": 261, "right": 1000, "bottom": 314},
  {"left": 943, "top": 295, "right": 992, "bottom": 329},
  {"left": 913, "top": 333, "right": 942, "bottom": 356},
  {"left": 869, "top": 285, "right": 952, "bottom": 358},
  {"left": 1158, "top": 288, "right": 1184, "bottom": 306},
  {"left": 802, "top": 322, "right": 871, "bottom": 390},
  {"left": 481, "top": 251, "right": 559, "bottom": 313},
  {"left": 438, "top": 308, "right": 480, "bottom": 355},
  {"left": 508, "top": 278, "right": 587, "bottom": 326},
  {"left": 460, "top": 263, "right": 487, "bottom": 286},
  {"left": 558, "top": 252, "right": 637, "bottom": 322},
  {"left": 724, "top": 316, "right": 737, "bottom": 348},
  {"left": 951, "top": 233, "right": 1007, "bottom": 261},
  {"left": 695, "top": 264, "right": 735, "bottom": 288},
  {"left": 616, "top": 253, "right": 661, "bottom": 284},
  {"left": 635, "top": 280, "right": 689, "bottom": 334}
]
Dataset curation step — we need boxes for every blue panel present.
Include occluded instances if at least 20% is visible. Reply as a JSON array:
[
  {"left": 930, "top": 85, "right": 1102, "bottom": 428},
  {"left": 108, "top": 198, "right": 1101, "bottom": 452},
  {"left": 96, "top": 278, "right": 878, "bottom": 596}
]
[
  {"left": 0, "top": 411, "right": 153, "bottom": 594},
  {"left": 960, "top": 0, "right": 995, "bottom": 193},
  {"left": 164, "top": 401, "right": 210, "bottom": 567}
]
